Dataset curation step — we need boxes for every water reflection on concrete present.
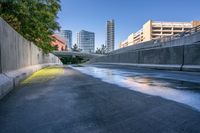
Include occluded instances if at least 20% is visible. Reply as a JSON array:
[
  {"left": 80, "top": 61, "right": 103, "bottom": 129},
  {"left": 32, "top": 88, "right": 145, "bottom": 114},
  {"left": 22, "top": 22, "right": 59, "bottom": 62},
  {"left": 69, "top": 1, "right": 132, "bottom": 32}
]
[{"left": 72, "top": 66, "right": 200, "bottom": 111}]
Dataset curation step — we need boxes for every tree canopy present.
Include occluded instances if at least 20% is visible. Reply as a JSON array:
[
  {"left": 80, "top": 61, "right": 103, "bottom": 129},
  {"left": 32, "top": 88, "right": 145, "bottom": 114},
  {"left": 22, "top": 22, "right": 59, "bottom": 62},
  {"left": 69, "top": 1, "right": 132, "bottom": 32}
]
[
  {"left": 71, "top": 44, "right": 82, "bottom": 52},
  {"left": 0, "top": 0, "right": 61, "bottom": 53},
  {"left": 96, "top": 44, "right": 107, "bottom": 54}
]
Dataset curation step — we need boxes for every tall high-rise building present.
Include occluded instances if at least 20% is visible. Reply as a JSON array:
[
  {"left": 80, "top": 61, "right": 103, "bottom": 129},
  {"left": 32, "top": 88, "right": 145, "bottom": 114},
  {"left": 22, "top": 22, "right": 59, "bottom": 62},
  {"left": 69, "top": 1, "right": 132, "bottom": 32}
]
[
  {"left": 57, "top": 30, "right": 72, "bottom": 49},
  {"left": 106, "top": 19, "right": 115, "bottom": 52},
  {"left": 77, "top": 30, "right": 95, "bottom": 53}
]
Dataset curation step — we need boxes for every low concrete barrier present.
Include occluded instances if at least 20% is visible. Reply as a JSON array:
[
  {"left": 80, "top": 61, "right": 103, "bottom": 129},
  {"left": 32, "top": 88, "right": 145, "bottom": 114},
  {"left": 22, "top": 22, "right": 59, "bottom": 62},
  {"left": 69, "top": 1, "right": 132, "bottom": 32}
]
[
  {"left": 0, "top": 74, "right": 13, "bottom": 99},
  {"left": 0, "top": 18, "right": 62, "bottom": 99},
  {"left": 90, "top": 42, "right": 200, "bottom": 72}
]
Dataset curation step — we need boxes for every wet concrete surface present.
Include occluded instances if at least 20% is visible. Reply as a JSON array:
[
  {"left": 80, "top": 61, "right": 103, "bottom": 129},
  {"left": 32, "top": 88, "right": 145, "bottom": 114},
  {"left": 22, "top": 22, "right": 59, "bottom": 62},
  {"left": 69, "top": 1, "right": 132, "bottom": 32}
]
[
  {"left": 73, "top": 64, "right": 200, "bottom": 111},
  {"left": 0, "top": 66, "right": 200, "bottom": 133}
]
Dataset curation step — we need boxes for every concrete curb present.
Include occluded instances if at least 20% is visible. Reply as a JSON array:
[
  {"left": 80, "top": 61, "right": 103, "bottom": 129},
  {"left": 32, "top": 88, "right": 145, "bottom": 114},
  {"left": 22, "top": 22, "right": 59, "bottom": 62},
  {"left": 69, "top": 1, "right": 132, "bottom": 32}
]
[
  {"left": 0, "top": 74, "right": 13, "bottom": 99},
  {"left": 182, "top": 65, "right": 200, "bottom": 72},
  {"left": 91, "top": 63, "right": 200, "bottom": 72},
  {"left": 92, "top": 63, "right": 182, "bottom": 71},
  {"left": 93, "top": 63, "right": 200, "bottom": 72},
  {"left": 0, "top": 63, "right": 60, "bottom": 100}
]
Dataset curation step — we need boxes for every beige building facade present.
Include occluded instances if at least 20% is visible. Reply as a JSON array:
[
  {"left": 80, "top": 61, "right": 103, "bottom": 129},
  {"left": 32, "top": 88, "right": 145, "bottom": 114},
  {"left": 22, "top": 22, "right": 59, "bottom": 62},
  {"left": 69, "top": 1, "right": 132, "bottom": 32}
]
[{"left": 119, "top": 20, "right": 200, "bottom": 48}]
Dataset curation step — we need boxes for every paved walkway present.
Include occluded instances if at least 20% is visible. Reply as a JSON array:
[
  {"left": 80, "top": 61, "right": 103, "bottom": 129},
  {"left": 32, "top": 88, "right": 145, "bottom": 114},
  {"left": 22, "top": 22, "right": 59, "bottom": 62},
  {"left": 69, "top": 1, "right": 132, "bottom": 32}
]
[{"left": 0, "top": 66, "right": 200, "bottom": 133}]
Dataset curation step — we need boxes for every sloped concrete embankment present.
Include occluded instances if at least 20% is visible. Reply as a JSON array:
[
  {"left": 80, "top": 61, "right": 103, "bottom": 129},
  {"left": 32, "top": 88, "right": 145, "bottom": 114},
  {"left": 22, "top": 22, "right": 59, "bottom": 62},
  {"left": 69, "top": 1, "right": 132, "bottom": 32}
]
[
  {"left": 90, "top": 34, "right": 200, "bottom": 71},
  {"left": 0, "top": 18, "right": 62, "bottom": 99}
]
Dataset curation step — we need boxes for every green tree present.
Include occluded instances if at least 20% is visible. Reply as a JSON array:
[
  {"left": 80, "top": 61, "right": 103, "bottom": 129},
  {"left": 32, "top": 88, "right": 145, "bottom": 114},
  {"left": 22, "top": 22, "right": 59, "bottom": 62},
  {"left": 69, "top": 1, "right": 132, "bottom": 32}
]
[
  {"left": 0, "top": 0, "right": 61, "bottom": 53},
  {"left": 100, "top": 44, "right": 107, "bottom": 54},
  {"left": 71, "top": 44, "right": 82, "bottom": 52},
  {"left": 95, "top": 48, "right": 101, "bottom": 54},
  {"left": 95, "top": 44, "right": 107, "bottom": 54}
]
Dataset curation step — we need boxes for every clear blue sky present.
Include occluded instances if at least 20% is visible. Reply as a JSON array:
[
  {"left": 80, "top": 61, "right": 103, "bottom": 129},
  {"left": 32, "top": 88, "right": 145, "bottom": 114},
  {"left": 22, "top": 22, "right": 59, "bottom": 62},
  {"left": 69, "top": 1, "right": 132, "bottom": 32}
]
[{"left": 57, "top": 0, "right": 200, "bottom": 50}]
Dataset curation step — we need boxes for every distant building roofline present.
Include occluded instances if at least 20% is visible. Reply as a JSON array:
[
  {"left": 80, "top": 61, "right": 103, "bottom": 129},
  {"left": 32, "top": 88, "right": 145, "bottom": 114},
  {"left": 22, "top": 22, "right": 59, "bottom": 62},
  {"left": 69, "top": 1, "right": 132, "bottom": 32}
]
[{"left": 52, "top": 34, "right": 66, "bottom": 44}]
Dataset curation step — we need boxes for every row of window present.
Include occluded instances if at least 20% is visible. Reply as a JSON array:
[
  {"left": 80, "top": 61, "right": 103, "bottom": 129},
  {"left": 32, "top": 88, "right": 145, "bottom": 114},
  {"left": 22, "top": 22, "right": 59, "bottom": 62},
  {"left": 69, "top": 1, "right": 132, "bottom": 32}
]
[
  {"left": 134, "top": 35, "right": 143, "bottom": 39},
  {"left": 151, "top": 32, "right": 182, "bottom": 39},
  {"left": 152, "top": 27, "right": 191, "bottom": 31},
  {"left": 152, "top": 31, "right": 184, "bottom": 35}
]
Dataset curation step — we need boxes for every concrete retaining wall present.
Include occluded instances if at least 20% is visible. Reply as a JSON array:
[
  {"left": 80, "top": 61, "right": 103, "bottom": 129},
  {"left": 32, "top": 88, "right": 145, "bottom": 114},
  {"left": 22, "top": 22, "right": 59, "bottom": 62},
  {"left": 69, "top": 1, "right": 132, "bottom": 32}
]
[
  {"left": 90, "top": 42, "right": 200, "bottom": 71},
  {"left": 139, "top": 46, "right": 184, "bottom": 65},
  {"left": 0, "top": 18, "right": 62, "bottom": 99},
  {"left": 110, "top": 31, "right": 200, "bottom": 55}
]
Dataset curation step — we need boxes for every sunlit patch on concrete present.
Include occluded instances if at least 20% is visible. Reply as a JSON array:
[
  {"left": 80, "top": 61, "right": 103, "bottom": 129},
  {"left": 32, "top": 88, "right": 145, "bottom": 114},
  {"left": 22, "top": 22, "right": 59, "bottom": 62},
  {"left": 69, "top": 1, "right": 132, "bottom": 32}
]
[{"left": 21, "top": 67, "right": 64, "bottom": 84}]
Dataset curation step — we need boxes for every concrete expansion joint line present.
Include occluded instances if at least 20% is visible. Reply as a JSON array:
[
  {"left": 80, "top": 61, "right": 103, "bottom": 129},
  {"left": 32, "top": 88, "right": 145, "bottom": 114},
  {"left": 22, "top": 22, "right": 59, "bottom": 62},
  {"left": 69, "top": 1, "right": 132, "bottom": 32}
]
[
  {"left": 180, "top": 45, "right": 185, "bottom": 71},
  {"left": 2, "top": 72, "right": 17, "bottom": 88},
  {"left": 2, "top": 73, "right": 11, "bottom": 79}
]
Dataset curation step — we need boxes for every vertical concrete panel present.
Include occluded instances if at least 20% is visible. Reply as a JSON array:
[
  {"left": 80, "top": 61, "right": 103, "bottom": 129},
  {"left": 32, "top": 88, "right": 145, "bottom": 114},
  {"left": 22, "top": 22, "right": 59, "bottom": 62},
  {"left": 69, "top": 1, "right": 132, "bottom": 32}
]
[
  {"left": 113, "top": 54, "right": 119, "bottom": 63},
  {"left": 120, "top": 52, "right": 131, "bottom": 63},
  {"left": 39, "top": 49, "right": 43, "bottom": 64},
  {"left": 110, "top": 55, "right": 114, "bottom": 63},
  {"left": 1, "top": 19, "right": 15, "bottom": 72},
  {"left": 102, "top": 56, "right": 105, "bottom": 62},
  {"left": 139, "top": 46, "right": 183, "bottom": 65},
  {"left": 108, "top": 55, "right": 112, "bottom": 62},
  {"left": 120, "top": 52, "right": 130, "bottom": 63},
  {"left": 0, "top": 18, "right": 61, "bottom": 73},
  {"left": 184, "top": 43, "right": 200, "bottom": 65},
  {"left": 27, "top": 41, "right": 31, "bottom": 66},
  {"left": 22, "top": 39, "right": 27, "bottom": 67},
  {"left": 31, "top": 43, "right": 41, "bottom": 65},
  {"left": 15, "top": 33, "right": 18, "bottom": 69},
  {"left": 130, "top": 51, "right": 139, "bottom": 63},
  {"left": 119, "top": 53, "right": 124, "bottom": 63},
  {"left": 30, "top": 43, "right": 35, "bottom": 65},
  {"left": 17, "top": 34, "right": 22, "bottom": 69},
  {"left": 43, "top": 53, "right": 49, "bottom": 63},
  {"left": 0, "top": 19, "right": 2, "bottom": 73}
]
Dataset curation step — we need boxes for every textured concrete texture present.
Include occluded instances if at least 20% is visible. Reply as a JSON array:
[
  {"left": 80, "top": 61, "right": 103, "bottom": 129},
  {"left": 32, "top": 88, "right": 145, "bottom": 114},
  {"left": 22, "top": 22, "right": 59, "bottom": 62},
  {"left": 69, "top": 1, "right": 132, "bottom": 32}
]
[
  {"left": 93, "top": 63, "right": 182, "bottom": 71},
  {"left": 0, "top": 17, "right": 62, "bottom": 99},
  {"left": 0, "top": 66, "right": 200, "bottom": 133},
  {"left": 0, "top": 74, "right": 13, "bottom": 99},
  {"left": 90, "top": 42, "right": 200, "bottom": 71},
  {"left": 139, "top": 46, "right": 183, "bottom": 65},
  {"left": 0, "top": 18, "right": 61, "bottom": 73},
  {"left": 184, "top": 43, "right": 200, "bottom": 65}
]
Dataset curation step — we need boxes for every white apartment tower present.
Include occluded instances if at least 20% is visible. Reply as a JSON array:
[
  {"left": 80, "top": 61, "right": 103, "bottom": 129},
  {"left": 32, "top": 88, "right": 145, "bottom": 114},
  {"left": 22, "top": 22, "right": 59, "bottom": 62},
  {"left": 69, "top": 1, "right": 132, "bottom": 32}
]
[{"left": 106, "top": 19, "right": 115, "bottom": 52}]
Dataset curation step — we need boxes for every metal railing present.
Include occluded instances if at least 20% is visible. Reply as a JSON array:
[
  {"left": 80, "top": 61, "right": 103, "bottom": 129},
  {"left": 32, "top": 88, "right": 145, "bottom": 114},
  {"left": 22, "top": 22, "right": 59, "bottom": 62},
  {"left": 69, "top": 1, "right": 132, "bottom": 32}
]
[
  {"left": 154, "top": 25, "right": 200, "bottom": 44},
  {"left": 109, "top": 25, "right": 200, "bottom": 55}
]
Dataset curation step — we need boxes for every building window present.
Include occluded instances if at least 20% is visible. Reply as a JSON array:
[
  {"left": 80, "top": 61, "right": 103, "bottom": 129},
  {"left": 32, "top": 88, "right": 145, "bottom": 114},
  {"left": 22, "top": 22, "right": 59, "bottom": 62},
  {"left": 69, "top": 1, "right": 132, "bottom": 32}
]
[
  {"left": 184, "top": 28, "right": 191, "bottom": 31},
  {"left": 174, "top": 32, "right": 180, "bottom": 35},
  {"left": 173, "top": 28, "right": 182, "bottom": 30},
  {"left": 163, "top": 27, "right": 172, "bottom": 30},
  {"left": 152, "top": 27, "right": 161, "bottom": 30},
  {"left": 152, "top": 31, "right": 161, "bottom": 34},
  {"left": 162, "top": 32, "right": 171, "bottom": 34},
  {"left": 152, "top": 35, "right": 159, "bottom": 38}
]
